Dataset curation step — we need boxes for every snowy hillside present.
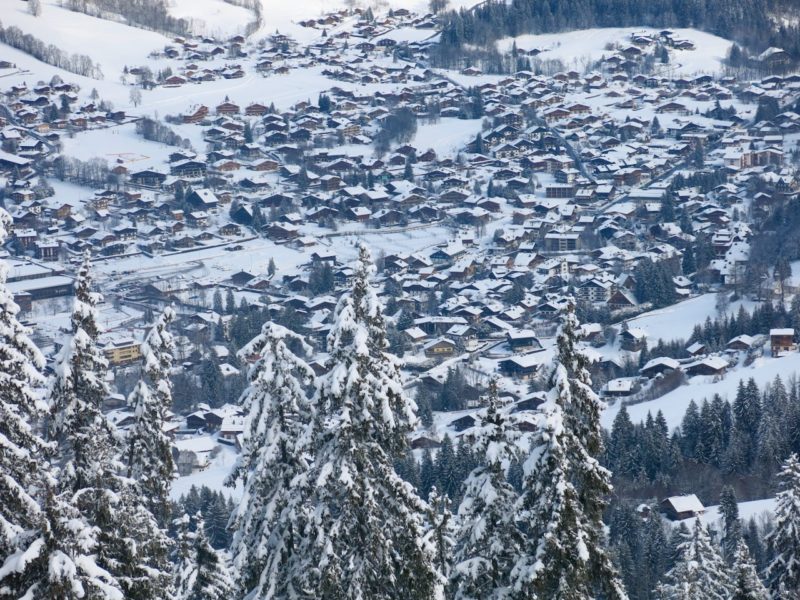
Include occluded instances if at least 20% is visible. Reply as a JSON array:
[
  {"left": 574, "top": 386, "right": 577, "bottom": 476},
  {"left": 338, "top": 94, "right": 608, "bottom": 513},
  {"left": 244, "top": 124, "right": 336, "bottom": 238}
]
[
  {"left": 0, "top": 0, "right": 171, "bottom": 78},
  {"left": 497, "top": 27, "right": 734, "bottom": 75}
]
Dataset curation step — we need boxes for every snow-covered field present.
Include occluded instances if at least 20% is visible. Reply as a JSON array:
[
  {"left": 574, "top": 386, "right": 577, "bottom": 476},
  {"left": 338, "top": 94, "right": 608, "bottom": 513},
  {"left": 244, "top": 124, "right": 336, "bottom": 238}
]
[
  {"left": 623, "top": 294, "right": 759, "bottom": 345},
  {"left": 168, "top": 0, "right": 253, "bottom": 37},
  {"left": 411, "top": 117, "right": 485, "bottom": 156},
  {"left": 497, "top": 27, "right": 734, "bottom": 75},
  {"left": 59, "top": 122, "right": 176, "bottom": 165},
  {"left": 601, "top": 351, "right": 800, "bottom": 431},
  {"left": 695, "top": 497, "right": 777, "bottom": 530},
  {"left": 171, "top": 441, "right": 242, "bottom": 500}
]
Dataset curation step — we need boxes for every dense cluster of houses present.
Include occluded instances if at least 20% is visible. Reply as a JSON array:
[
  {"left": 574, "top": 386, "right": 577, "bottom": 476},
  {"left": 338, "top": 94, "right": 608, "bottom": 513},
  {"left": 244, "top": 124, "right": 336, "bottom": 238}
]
[{"left": 2, "top": 8, "right": 800, "bottom": 480}]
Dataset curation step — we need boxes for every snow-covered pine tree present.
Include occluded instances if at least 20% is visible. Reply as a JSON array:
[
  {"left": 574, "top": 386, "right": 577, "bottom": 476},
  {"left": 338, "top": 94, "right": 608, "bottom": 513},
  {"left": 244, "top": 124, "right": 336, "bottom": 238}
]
[
  {"left": 512, "top": 303, "right": 627, "bottom": 600},
  {"left": 126, "top": 306, "right": 177, "bottom": 526},
  {"left": 49, "top": 252, "right": 117, "bottom": 492},
  {"left": 173, "top": 512, "right": 235, "bottom": 600},
  {"left": 765, "top": 452, "right": 800, "bottom": 597},
  {"left": 49, "top": 252, "right": 170, "bottom": 599},
  {"left": 225, "top": 321, "right": 315, "bottom": 599},
  {"left": 451, "top": 379, "right": 522, "bottom": 599},
  {"left": 10, "top": 483, "right": 124, "bottom": 600},
  {"left": 731, "top": 539, "right": 768, "bottom": 600},
  {"left": 0, "top": 207, "right": 60, "bottom": 597},
  {"left": 295, "top": 244, "right": 439, "bottom": 599},
  {"left": 655, "top": 520, "right": 732, "bottom": 600}
]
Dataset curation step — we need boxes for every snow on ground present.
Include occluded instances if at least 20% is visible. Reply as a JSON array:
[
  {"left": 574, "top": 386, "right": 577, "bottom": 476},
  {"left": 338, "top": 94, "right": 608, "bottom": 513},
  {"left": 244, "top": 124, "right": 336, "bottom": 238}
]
[
  {"left": 374, "top": 26, "right": 438, "bottom": 43},
  {"left": 623, "top": 293, "right": 760, "bottom": 344},
  {"left": 167, "top": 0, "right": 253, "bottom": 37},
  {"left": 0, "top": 0, "right": 171, "bottom": 80},
  {"left": 263, "top": 0, "right": 481, "bottom": 36},
  {"left": 497, "top": 28, "right": 734, "bottom": 75},
  {"left": 602, "top": 351, "right": 800, "bottom": 431},
  {"left": 411, "top": 117, "right": 484, "bottom": 156},
  {"left": 686, "top": 497, "right": 777, "bottom": 530},
  {"left": 59, "top": 122, "right": 176, "bottom": 166},
  {"left": 171, "top": 441, "right": 242, "bottom": 500},
  {"left": 136, "top": 66, "right": 399, "bottom": 119}
]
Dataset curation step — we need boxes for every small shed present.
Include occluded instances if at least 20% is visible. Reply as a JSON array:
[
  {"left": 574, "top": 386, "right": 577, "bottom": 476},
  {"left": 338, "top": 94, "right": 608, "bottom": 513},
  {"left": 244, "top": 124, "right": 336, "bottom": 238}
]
[
  {"left": 660, "top": 494, "right": 705, "bottom": 520},
  {"left": 686, "top": 341, "right": 707, "bottom": 357}
]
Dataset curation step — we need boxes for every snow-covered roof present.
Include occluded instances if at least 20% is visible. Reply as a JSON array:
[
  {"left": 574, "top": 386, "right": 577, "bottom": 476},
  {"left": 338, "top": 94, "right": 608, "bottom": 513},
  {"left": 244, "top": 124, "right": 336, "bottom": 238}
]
[
  {"left": 663, "top": 494, "right": 704, "bottom": 514},
  {"left": 605, "top": 378, "right": 633, "bottom": 393},
  {"left": 770, "top": 328, "right": 794, "bottom": 336},
  {"left": 641, "top": 356, "right": 680, "bottom": 371}
]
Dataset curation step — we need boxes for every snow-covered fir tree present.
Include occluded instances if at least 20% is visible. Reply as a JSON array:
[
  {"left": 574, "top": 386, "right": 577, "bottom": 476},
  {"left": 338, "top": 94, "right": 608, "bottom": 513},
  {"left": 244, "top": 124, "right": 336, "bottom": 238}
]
[
  {"left": 451, "top": 379, "right": 522, "bottom": 599},
  {"left": 226, "top": 321, "right": 315, "bottom": 599},
  {"left": 731, "top": 539, "right": 768, "bottom": 600},
  {"left": 512, "top": 304, "right": 627, "bottom": 600},
  {"left": 765, "top": 452, "right": 800, "bottom": 598},
  {"left": 48, "top": 252, "right": 170, "bottom": 599},
  {"left": 294, "top": 244, "right": 440, "bottom": 599},
  {"left": 126, "top": 306, "right": 177, "bottom": 526},
  {"left": 0, "top": 252, "right": 124, "bottom": 599},
  {"left": 13, "top": 484, "right": 124, "bottom": 600},
  {"left": 49, "top": 252, "right": 117, "bottom": 492},
  {"left": 173, "top": 512, "right": 235, "bottom": 600},
  {"left": 655, "top": 520, "right": 732, "bottom": 600},
  {"left": 0, "top": 207, "right": 60, "bottom": 597}
]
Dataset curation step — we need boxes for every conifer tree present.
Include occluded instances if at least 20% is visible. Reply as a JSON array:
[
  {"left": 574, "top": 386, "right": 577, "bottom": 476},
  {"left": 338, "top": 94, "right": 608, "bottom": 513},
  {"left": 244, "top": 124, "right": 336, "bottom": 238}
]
[
  {"left": 765, "top": 453, "right": 800, "bottom": 597},
  {"left": 10, "top": 484, "right": 125, "bottom": 600},
  {"left": 226, "top": 322, "right": 314, "bottom": 598},
  {"left": 0, "top": 211, "right": 47, "bottom": 555},
  {"left": 126, "top": 306, "right": 176, "bottom": 526},
  {"left": 49, "top": 252, "right": 116, "bottom": 492},
  {"left": 49, "top": 253, "right": 169, "bottom": 599},
  {"left": 719, "top": 485, "right": 742, "bottom": 563},
  {"left": 0, "top": 209, "right": 104, "bottom": 598},
  {"left": 731, "top": 540, "right": 768, "bottom": 600},
  {"left": 451, "top": 380, "right": 521, "bottom": 599},
  {"left": 3, "top": 251, "right": 124, "bottom": 599},
  {"left": 426, "top": 487, "right": 455, "bottom": 588},
  {"left": 173, "top": 512, "right": 235, "bottom": 600},
  {"left": 655, "top": 520, "right": 732, "bottom": 600},
  {"left": 294, "top": 244, "right": 439, "bottom": 599},
  {"left": 513, "top": 304, "right": 627, "bottom": 600}
]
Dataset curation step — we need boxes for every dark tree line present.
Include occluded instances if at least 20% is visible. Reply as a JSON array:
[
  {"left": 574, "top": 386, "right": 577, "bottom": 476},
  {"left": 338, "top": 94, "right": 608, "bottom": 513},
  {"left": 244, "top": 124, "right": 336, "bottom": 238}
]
[
  {"left": 136, "top": 117, "right": 192, "bottom": 148},
  {"left": 606, "top": 375, "right": 800, "bottom": 503},
  {"left": 634, "top": 258, "right": 677, "bottom": 308},
  {"left": 607, "top": 494, "right": 771, "bottom": 599},
  {"left": 374, "top": 107, "right": 418, "bottom": 154}
]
